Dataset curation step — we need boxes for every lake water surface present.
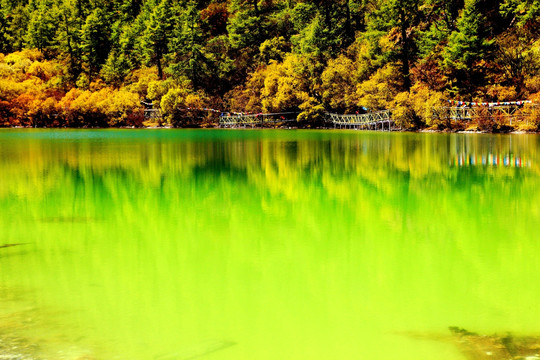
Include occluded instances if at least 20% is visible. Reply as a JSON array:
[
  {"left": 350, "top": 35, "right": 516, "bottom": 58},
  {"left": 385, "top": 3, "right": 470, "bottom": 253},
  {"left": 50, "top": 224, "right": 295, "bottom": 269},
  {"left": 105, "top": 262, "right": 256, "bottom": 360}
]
[{"left": 1, "top": 129, "right": 539, "bottom": 360}]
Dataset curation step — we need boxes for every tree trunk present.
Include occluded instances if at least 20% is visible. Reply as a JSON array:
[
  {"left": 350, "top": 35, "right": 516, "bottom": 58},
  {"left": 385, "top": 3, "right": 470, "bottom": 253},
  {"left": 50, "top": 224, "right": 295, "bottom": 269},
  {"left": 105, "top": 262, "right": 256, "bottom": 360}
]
[
  {"left": 77, "top": 0, "right": 84, "bottom": 19},
  {"left": 399, "top": 6, "right": 411, "bottom": 91},
  {"left": 63, "top": 13, "right": 76, "bottom": 80},
  {"left": 252, "top": 0, "right": 259, "bottom": 15},
  {"left": 324, "top": 2, "right": 332, "bottom": 30},
  {"left": 157, "top": 51, "right": 163, "bottom": 79},
  {"left": 345, "top": 1, "right": 352, "bottom": 39}
]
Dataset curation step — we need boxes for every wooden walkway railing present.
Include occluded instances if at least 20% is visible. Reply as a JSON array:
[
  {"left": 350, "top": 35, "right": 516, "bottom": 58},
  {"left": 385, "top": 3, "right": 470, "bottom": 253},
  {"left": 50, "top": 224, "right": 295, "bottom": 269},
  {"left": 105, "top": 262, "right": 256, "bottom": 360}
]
[
  {"left": 326, "top": 110, "right": 395, "bottom": 131},
  {"left": 219, "top": 112, "right": 298, "bottom": 127},
  {"left": 432, "top": 104, "right": 540, "bottom": 124},
  {"left": 146, "top": 101, "right": 539, "bottom": 130},
  {"left": 144, "top": 108, "right": 162, "bottom": 119},
  {"left": 219, "top": 109, "right": 397, "bottom": 131}
]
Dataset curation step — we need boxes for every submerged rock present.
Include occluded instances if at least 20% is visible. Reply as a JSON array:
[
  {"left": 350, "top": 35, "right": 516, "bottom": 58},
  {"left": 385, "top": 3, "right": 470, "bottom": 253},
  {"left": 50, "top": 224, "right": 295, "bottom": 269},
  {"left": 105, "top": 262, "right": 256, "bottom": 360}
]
[
  {"left": 0, "top": 336, "right": 39, "bottom": 360},
  {"left": 154, "top": 340, "right": 236, "bottom": 360},
  {"left": 449, "top": 327, "right": 540, "bottom": 360}
]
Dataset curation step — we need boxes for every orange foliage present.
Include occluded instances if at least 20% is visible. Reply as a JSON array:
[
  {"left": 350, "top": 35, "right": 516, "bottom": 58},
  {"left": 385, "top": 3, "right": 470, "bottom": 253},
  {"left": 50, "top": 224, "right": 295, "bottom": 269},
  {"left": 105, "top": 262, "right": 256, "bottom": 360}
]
[
  {"left": 0, "top": 49, "right": 143, "bottom": 127},
  {"left": 486, "top": 85, "right": 518, "bottom": 101},
  {"left": 201, "top": 3, "right": 229, "bottom": 37},
  {"left": 411, "top": 55, "right": 448, "bottom": 92},
  {"left": 59, "top": 88, "right": 143, "bottom": 127},
  {"left": 0, "top": 100, "right": 14, "bottom": 126}
]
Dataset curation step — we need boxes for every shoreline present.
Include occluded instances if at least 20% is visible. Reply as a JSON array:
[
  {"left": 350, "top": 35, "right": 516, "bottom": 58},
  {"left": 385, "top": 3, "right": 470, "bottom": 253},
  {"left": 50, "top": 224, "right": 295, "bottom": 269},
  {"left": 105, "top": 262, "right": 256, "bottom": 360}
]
[
  {"left": 1, "top": 125, "right": 538, "bottom": 134},
  {"left": 2, "top": 327, "right": 540, "bottom": 360}
]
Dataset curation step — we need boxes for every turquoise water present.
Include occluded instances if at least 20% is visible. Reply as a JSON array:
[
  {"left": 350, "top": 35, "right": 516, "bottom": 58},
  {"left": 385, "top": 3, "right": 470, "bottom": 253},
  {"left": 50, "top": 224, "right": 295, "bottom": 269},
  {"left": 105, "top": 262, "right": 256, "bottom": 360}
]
[{"left": 0, "top": 129, "right": 539, "bottom": 359}]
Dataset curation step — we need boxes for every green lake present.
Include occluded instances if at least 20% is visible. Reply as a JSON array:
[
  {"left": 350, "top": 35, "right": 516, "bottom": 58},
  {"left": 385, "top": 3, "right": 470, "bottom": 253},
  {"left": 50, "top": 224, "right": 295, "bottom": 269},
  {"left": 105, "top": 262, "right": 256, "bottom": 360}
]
[{"left": 1, "top": 129, "right": 539, "bottom": 360}]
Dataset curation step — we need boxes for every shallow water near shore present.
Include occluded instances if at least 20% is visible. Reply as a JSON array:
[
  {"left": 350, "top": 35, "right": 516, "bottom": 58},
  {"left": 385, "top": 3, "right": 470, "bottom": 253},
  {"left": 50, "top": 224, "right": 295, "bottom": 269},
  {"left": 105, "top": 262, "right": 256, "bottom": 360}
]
[{"left": 1, "top": 129, "right": 540, "bottom": 359}]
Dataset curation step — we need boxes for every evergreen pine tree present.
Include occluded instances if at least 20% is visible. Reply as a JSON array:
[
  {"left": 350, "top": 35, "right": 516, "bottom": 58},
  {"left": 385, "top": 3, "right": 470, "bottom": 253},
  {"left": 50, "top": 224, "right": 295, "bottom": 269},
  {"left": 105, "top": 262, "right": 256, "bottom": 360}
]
[
  {"left": 81, "top": 7, "right": 112, "bottom": 78},
  {"left": 170, "top": 1, "right": 210, "bottom": 88},
  {"left": 142, "top": 0, "right": 175, "bottom": 79},
  {"left": 25, "top": 0, "right": 59, "bottom": 55},
  {"left": 444, "top": 0, "right": 494, "bottom": 94}
]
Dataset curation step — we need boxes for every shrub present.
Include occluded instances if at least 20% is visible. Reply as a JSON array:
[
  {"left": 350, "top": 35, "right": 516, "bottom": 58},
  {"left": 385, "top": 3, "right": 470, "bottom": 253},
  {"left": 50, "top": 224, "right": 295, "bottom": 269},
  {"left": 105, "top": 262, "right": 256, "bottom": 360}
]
[
  {"left": 161, "top": 87, "right": 210, "bottom": 127},
  {"left": 473, "top": 107, "right": 496, "bottom": 132},
  {"left": 409, "top": 84, "right": 447, "bottom": 128},
  {"left": 26, "top": 60, "right": 56, "bottom": 81},
  {"left": 392, "top": 92, "right": 420, "bottom": 129},
  {"left": 58, "top": 87, "right": 143, "bottom": 127}
]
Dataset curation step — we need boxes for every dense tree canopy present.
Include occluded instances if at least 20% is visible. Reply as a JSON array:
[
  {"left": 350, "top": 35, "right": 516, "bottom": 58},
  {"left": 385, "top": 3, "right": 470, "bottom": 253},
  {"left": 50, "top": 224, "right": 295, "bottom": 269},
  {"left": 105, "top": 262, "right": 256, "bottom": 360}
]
[{"left": 0, "top": 0, "right": 539, "bottom": 128}]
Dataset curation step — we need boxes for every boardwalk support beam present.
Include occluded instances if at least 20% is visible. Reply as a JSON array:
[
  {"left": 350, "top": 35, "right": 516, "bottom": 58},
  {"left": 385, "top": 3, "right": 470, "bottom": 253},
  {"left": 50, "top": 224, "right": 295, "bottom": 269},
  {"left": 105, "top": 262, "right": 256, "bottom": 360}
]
[{"left": 325, "top": 110, "right": 395, "bottom": 131}]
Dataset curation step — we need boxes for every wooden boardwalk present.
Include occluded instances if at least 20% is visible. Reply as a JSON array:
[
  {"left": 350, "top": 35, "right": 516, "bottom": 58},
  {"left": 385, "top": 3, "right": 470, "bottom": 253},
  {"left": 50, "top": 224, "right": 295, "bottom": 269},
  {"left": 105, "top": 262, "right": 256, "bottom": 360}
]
[
  {"left": 326, "top": 110, "right": 395, "bottom": 131},
  {"left": 432, "top": 104, "right": 540, "bottom": 124},
  {"left": 154, "top": 103, "right": 539, "bottom": 129},
  {"left": 219, "top": 112, "right": 298, "bottom": 128},
  {"left": 219, "top": 109, "right": 397, "bottom": 131},
  {"left": 144, "top": 108, "right": 162, "bottom": 120}
]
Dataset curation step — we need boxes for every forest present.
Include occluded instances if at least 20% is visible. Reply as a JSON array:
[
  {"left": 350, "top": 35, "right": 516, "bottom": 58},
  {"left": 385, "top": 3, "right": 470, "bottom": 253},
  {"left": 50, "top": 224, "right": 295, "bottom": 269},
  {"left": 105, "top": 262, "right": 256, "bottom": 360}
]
[{"left": 0, "top": 0, "right": 539, "bottom": 129}]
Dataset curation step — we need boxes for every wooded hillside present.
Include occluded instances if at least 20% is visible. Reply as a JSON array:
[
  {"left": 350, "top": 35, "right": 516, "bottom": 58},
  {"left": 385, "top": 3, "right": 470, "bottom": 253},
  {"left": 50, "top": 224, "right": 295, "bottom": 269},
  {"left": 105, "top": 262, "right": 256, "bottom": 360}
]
[{"left": 0, "top": 0, "right": 539, "bottom": 128}]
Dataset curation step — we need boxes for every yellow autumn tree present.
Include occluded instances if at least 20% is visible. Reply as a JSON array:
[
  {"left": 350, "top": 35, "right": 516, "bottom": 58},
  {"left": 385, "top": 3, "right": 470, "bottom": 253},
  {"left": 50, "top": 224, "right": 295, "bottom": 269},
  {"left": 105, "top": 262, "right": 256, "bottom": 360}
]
[
  {"left": 320, "top": 55, "right": 359, "bottom": 113},
  {"left": 161, "top": 86, "right": 210, "bottom": 127},
  {"left": 356, "top": 64, "right": 401, "bottom": 111}
]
